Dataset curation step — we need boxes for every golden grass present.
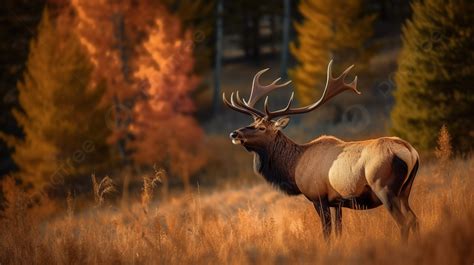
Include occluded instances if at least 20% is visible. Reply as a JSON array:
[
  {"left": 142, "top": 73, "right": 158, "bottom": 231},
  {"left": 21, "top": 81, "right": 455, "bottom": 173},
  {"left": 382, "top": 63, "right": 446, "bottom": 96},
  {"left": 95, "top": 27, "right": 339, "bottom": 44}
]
[
  {"left": 141, "top": 168, "right": 164, "bottom": 212},
  {"left": 1, "top": 156, "right": 474, "bottom": 265},
  {"left": 91, "top": 174, "right": 116, "bottom": 207}
]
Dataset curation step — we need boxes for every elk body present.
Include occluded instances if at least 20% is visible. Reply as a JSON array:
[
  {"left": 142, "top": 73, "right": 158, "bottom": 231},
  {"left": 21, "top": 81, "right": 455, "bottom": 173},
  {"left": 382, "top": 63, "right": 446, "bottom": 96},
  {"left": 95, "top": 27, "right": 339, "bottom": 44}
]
[{"left": 223, "top": 61, "right": 420, "bottom": 240}]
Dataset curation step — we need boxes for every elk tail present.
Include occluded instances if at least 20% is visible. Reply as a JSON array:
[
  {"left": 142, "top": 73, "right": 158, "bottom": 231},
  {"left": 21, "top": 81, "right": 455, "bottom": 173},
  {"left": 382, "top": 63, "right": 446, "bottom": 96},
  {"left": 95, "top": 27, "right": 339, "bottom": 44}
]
[
  {"left": 391, "top": 140, "right": 419, "bottom": 196},
  {"left": 400, "top": 158, "right": 419, "bottom": 197}
]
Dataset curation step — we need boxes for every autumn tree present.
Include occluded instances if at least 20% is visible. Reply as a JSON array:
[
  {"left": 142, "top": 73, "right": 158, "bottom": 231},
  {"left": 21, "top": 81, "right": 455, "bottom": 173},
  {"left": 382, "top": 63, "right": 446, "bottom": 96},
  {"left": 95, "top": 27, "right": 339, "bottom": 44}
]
[
  {"left": 391, "top": 0, "right": 474, "bottom": 152},
  {"left": 0, "top": 0, "right": 47, "bottom": 176},
  {"left": 0, "top": 9, "right": 112, "bottom": 191},
  {"left": 72, "top": 0, "right": 164, "bottom": 163},
  {"left": 72, "top": 0, "right": 214, "bottom": 161},
  {"left": 159, "top": 0, "right": 216, "bottom": 115},
  {"left": 162, "top": 0, "right": 215, "bottom": 75},
  {"left": 289, "top": 0, "right": 375, "bottom": 105},
  {"left": 72, "top": 0, "right": 161, "bottom": 102},
  {"left": 130, "top": 7, "right": 206, "bottom": 192}
]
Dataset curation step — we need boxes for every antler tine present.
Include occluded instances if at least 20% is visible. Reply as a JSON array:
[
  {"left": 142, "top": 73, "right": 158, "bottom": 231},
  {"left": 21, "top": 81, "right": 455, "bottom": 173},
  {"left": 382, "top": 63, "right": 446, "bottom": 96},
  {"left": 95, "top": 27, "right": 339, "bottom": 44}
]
[
  {"left": 263, "top": 92, "right": 294, "bottom": 117},
  {"left": 235, "top": 91, "right": 265, "bottom": 117},
  {"left": 320, "top": 60, "right": 360, "bottom": 105},
  {"left": 223, "top": 92, "right": 255, "bottom": 116},
  {"left": 245, "top": 68, "right": 292, "bottom": 107},
  {"left": 246, "top": 68, "right": 269, "bottom": 106},
  {"left": 230, "top": 92, "right": 255, "bottom": 116},
  {"left": 283, "top": 92, "right": 295, "bottom": 111},
  {"left": 264, "top": 96, "right": 270, "bottom": 115},
  {"left": 265, "top": 60, "right": 361, "bottom": 119}
]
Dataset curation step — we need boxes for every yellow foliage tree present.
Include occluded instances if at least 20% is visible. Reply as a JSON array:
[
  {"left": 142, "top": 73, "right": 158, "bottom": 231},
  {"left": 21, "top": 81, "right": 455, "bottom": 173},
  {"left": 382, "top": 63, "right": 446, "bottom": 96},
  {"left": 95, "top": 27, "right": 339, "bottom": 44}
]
[
  {"left": 290, "top": 0, "right": 375, "bottom": 105},
  {"left": 0, "top": 9, "right": 112, "bottom": 191}
]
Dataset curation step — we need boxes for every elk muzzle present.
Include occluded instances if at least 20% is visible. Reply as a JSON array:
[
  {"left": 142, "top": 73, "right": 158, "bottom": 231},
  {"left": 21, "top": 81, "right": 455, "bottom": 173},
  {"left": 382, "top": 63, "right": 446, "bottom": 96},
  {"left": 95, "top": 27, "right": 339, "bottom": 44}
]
[{"left": 229, "top": 131, "right": 244, "bottom": 145}]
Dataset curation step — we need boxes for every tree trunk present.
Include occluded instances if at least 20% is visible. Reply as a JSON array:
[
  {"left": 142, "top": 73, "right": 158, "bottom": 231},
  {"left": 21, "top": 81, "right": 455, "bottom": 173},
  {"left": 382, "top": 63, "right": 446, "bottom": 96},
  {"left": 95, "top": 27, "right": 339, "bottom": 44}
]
[
  {"left": 250, "top": 15, "right": 260, "bottom": 64},
  {"left": 113, "top": 95, "right": 127, "bottom": 163},
  {"left": 270, "top": 15, "right": 277, "bottom": 55},
  {"left": 280, "top": 0, "right": 290, "bottom": 79},
  {"left": 242, "top": 12, "right": 251, "bottom": 59},
  {"left": 212, "top": 0, "right": 224, "bottom": 114},
  {"left": 113, "top": 14, "right": 130, "bottom": 166}
]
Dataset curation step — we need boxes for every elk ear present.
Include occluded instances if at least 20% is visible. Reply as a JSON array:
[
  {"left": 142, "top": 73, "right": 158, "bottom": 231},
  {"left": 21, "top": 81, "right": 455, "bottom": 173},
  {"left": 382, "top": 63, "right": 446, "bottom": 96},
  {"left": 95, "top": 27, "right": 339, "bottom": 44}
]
[{"left": 274, "top": 117, "right": 290, "bottom": 130}]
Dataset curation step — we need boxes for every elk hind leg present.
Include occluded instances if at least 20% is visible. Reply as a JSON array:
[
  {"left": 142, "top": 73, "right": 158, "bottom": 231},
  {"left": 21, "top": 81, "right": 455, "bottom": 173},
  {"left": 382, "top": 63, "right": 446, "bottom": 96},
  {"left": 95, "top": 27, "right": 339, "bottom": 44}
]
[
  {"left": 400, "top": 160, "right": 420, "bottom": 235},
  {"left": 374, "top": 188, "right": 409, "bottom": 240},
  {"left": 400, "top": 197, "right": 419, "bottom": 235}
]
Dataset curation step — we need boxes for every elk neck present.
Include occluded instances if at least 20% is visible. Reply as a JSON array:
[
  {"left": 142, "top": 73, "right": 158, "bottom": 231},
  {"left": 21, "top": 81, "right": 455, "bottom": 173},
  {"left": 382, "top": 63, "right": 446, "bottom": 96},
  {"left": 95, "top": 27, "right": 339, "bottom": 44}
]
[{"left": 252, "top": 131, "right": 304, "bottom": 195}]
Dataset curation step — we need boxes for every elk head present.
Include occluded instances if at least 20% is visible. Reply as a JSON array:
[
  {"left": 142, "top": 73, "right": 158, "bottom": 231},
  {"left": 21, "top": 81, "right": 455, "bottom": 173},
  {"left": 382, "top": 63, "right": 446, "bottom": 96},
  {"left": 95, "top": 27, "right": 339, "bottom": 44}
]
[{"left": 223, "top": 60, "right": 360, "bottom": 151}]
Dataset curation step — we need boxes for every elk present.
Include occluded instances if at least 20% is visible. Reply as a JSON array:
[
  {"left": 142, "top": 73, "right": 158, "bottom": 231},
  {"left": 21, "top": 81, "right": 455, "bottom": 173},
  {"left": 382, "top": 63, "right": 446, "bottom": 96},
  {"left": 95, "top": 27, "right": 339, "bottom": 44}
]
[{"left": 222, "top": 60, "right": 420, "bottom": 240}]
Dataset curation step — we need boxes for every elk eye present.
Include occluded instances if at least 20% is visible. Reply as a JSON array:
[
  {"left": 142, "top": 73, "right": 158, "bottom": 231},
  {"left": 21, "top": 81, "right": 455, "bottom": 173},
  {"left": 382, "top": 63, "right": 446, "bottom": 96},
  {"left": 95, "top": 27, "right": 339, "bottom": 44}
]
[{"left": 257, "top": 126, "right": 266, "bottom": 131}]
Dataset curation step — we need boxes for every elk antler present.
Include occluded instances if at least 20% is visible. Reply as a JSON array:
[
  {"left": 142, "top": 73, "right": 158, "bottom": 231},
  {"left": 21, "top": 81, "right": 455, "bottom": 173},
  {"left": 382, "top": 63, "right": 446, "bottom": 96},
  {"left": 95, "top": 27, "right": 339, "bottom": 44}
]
[
  {"left": 222, "top": 92, "right": 265, "bottom": 117},
  {"left": 264, "top": 60, "right": 360, "bottom": 119},
  {"left": 245, "top": 68, "right": 292, "bottom": 107},
  {"left": 222, "top": 68, "right": 290, "bottom": 118},
  {"left": 222, "top": 60, "right": 360, "bottom": 120}
]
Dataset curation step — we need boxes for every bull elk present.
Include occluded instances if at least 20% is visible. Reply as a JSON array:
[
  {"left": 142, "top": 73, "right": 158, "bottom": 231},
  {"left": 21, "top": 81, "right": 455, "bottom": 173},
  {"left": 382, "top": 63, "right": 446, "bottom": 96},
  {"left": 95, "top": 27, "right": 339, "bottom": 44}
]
[{"left": 223, "top": 60, "right": 420, "bottom": 240}]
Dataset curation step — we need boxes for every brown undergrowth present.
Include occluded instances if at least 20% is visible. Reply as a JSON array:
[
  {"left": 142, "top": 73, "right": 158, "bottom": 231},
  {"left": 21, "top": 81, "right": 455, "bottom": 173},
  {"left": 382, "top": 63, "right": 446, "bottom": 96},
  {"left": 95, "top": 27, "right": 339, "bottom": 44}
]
[{"left": 1, "top": 156, "right": 473, "bottom": 265}]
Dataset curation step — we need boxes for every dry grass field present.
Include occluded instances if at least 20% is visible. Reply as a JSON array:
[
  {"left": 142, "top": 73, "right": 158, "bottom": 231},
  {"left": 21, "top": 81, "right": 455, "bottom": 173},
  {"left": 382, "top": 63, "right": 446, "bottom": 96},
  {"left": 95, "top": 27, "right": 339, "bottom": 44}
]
[{"left": 1, "top": 153, "right": 473, "bottom": 265}]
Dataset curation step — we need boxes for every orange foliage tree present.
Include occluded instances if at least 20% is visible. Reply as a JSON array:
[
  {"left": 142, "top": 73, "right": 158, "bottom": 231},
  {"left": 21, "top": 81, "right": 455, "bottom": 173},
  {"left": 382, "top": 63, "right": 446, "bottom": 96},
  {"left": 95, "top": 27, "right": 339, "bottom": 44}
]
[
  {"left": 71, "top": 1, "right": 206, "bottom": 189},
  {"left": 71, "top": 0, "right": 160, "bottom": 101},
  {"left": 130, "top": 8, "right": 206, "bottom": 191},
  {"left": 71, "top": 0, "right": 162, "bottom": 163}
]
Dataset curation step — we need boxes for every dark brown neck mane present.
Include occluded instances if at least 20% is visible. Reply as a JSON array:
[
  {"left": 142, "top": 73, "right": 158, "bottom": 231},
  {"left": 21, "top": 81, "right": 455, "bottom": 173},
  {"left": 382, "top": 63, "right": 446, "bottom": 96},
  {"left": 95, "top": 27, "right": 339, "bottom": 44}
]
[{"left": 252, "top": 131, "right": 304, "bottom": 195}]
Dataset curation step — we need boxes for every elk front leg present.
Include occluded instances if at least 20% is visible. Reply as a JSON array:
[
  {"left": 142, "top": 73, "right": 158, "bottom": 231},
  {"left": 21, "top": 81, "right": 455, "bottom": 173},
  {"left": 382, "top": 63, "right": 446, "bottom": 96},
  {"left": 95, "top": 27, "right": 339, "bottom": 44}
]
[
  {"left": 334, "top": 204, "right": 343, "bottom": 237},
  {"left": 313, "top": 198, "right": 331, "bottom": 240}
]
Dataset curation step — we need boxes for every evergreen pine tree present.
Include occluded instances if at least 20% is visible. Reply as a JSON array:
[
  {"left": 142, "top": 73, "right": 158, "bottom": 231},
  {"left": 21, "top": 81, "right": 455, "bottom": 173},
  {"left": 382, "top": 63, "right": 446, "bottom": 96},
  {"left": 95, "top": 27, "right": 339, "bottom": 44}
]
[
  {"left": 391, "top": 0, "right": 474, "bottom": 152},
  {"left": 289, "top": 0, "right": 375, "bottom": 105},
  {"left": 0, "top": 0, "right": 46, "bottom": 176},
  {"left": 0, "top": 9, "right": 112, "bottom": 190}
]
